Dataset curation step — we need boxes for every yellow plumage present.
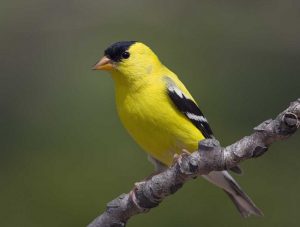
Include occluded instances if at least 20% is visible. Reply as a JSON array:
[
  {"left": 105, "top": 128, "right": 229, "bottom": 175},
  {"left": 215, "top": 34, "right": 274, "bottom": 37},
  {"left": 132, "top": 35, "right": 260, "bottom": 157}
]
[
  {"left": 93, "top": 41, "right": 262, "bottom": 217},
  {"left": 111, "top": 43, "right": 204, "bottom": 165}
]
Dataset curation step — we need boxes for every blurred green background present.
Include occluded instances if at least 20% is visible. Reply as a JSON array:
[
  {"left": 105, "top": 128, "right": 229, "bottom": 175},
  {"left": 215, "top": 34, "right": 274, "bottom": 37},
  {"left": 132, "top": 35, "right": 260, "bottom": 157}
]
[{"left": 1, "top": 0, "right": 300, "bottom": 226}]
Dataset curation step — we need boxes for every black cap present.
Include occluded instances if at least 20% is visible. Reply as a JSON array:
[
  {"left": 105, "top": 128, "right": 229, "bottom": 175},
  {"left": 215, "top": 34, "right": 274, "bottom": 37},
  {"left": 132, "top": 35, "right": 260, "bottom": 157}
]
[{"left": 104, "top": 41, "right": 136, "bottom": 62}]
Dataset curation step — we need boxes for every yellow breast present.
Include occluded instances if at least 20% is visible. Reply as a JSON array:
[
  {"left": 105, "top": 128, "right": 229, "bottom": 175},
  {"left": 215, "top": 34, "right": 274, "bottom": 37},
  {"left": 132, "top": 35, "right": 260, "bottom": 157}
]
[{"left": 114, "top": 76, "right": 204, "bottom": 166}]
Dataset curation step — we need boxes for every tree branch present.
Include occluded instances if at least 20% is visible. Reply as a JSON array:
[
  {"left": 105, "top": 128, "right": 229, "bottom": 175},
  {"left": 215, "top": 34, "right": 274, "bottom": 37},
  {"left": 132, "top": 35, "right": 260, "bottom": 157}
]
[{"left": 88, "top": 99, "right": 300, "bottom": 227}]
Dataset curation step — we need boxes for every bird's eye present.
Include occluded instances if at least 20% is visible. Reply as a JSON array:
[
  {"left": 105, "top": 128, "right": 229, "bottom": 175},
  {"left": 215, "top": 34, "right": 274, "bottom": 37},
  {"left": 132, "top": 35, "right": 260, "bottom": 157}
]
[{"left": 122, "top": 51, "right": 130, "bottom": 59}]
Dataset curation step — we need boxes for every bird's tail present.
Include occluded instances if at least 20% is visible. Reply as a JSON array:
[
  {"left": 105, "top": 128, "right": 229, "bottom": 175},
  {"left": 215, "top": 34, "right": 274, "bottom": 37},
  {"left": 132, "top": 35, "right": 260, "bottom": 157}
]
[{"left": 203, "top": 171, "right": 263, "bottom": 218}]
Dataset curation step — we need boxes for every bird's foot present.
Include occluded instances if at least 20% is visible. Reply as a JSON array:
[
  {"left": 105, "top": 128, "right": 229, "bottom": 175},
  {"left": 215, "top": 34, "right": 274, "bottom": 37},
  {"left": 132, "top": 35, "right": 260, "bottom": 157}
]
[{"left": 172, "top": 149, "right": 191, "bottom": 166}]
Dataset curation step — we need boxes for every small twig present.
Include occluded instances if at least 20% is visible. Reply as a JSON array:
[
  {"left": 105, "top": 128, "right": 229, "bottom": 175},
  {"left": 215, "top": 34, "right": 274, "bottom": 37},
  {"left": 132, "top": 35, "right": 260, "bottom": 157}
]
[{"left": 88, "top": 99, "right": 300, "bottom": 227}]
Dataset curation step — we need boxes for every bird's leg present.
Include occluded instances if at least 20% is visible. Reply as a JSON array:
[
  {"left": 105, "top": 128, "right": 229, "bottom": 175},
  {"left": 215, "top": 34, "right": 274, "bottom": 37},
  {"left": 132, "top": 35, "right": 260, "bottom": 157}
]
[
  {"left": 172, "top": 149, "right": 191, "bottom": 165},
  {"left": 173, "top": 149, "right": 199, "bottom": 179}
]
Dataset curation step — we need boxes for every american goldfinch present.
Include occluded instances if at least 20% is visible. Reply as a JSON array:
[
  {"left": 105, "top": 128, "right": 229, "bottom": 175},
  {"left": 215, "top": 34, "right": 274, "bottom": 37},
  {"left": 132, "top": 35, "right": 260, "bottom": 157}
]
[{"left": 93, "top": 41, "right": 262, "bottom": 217}]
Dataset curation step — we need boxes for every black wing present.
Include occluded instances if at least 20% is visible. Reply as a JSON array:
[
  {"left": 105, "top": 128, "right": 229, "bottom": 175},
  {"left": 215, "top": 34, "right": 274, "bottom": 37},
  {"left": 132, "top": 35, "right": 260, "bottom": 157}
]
[
  {"left": 165, "top": 77, "right": 242, "bottom": 174},
  {"left": 164, "top": 77, "right": 213, "bottom": 139}
]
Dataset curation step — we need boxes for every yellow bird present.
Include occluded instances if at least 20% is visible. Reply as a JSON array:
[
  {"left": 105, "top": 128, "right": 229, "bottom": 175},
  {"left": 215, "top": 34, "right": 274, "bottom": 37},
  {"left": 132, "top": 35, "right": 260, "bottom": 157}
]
[{"left": 93, "top": 41, "right": 262, "bottom": 217}]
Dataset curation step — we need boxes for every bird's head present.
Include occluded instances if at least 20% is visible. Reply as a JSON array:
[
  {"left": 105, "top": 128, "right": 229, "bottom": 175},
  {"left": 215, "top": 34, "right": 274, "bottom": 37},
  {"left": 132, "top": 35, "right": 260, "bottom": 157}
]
[{"left": 93, "top": 41, "right": 162, "bottom": 83}]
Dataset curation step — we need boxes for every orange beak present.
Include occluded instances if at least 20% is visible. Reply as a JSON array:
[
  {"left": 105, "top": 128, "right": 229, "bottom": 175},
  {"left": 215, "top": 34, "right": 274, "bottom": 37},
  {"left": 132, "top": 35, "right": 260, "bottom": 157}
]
[{"left": 93, "top": 56, "right": 113, "bottom": 70}]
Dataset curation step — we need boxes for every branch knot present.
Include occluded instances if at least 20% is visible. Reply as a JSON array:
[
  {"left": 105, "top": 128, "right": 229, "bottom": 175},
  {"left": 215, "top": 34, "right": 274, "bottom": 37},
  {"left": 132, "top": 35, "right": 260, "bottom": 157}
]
[{"left": 283, "top": 112, "right": 300, "bottom": 128}]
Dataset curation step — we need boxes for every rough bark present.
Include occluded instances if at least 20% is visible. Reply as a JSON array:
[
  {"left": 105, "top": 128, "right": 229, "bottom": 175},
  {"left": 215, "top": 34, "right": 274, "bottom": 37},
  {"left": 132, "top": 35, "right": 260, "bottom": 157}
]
[{"left": 88, "top": 99, "right": 300, "bottom": 227}]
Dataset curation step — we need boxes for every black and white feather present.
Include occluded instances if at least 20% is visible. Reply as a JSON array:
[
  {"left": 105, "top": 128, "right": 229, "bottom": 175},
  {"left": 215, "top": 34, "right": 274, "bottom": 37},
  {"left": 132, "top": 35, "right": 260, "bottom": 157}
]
[
  {"left": 164, "top": 77, "right": 213, "bottom": 139},
  {"left": 164, "top": 77, "right": 242, "bottom": 174},
  {"left": 164, "top": 78, "right": 252, "bottom": 212}
]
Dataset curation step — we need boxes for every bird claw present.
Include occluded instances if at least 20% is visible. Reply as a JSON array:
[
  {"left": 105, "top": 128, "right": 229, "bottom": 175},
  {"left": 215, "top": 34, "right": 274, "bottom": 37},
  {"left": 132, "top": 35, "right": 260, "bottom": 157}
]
[
  {"left": 172, "top": 154, "right": 180, "bottom": 165},
  {"left": 172, "top": 149, "right": 191, "bottom": 166},
  {"left": 181, "top": 149, "right": 191, "bottom": 155}
]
